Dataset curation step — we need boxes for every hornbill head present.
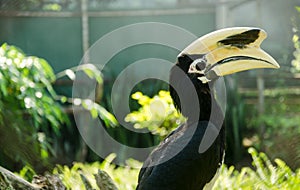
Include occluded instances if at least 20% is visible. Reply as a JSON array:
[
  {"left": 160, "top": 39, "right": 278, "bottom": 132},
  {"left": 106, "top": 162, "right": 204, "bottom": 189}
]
[
  {"left": 170, "top": 27, "right": 279, "bottom": 117},
  {"left": 180, "top": 27, "right": 280, "bottom": 83}
]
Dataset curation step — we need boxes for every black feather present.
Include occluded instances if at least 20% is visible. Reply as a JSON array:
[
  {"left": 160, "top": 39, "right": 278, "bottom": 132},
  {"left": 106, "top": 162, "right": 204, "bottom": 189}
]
[{"left": 136, "top": 54, "right": 225, "bottom": 190}]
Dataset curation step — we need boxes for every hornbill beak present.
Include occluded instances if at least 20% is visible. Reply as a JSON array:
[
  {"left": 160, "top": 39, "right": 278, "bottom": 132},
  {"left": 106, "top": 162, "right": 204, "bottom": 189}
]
[{"left": 180, "top": 27, "right": 280, "bottom": 83}]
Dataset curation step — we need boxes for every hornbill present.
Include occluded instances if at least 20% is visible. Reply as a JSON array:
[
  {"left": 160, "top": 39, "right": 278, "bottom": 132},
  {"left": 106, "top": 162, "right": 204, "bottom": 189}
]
[{"left": 136, "top": 27, "right": 279, "bottom": 190}]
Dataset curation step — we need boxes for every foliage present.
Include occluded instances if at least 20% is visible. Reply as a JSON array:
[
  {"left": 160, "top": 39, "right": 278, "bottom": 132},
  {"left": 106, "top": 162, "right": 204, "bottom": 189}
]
[
  {"left": 248, "top": 88, "right": 300, "bottom": 134},
  {"left": 292, "top": 7, "right": 300, "bottom": 73},
  {"left": 250, "top": 115, "right": 300, "bottom": 135},
  {"left": 0, "top": 43, "right": 68, "bottom": 166},
  {"left": 125, "top": 90, "right": 185, "bottom": 139},
  {"left": 213, "top": 148, "right": 300, "bottom": 190},
  {"left": 19, "top": 154, "right": 141, "bottom": 190},
  {"left": 246, "top": 88, "right": 300, "bottom": 169},
  {"left": 0, "top": 102, "right": 44, "bottom": 170},
  {"left": 56, "top": 63, "right": 118, "bottom": 127},
  {"left": 17, "top": 148, "right": 300, "bottom": 190},
  {"left": 0, "top": 43, "right": 66, "bottom": 131},
  {"left": 0, "top": 43, "right": 117, "bottom": 170},
  {"left": 292, "top": 34, "right": 300, "bottom": 73}
]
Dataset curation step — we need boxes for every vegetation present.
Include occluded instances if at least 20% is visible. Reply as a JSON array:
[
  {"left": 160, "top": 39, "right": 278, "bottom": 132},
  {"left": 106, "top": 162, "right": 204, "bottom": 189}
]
[
  {"left": 292, "top": 6, "right": 300, "bottom": 73},
  {"left": 245, "top": 88, "right": 300, "bottom": 169},
  {"left": 125, "top": 90, "right": 185, "bottom": 139},
  {"left": 15, "top": 148, "right": 300, "bottom": 190},
  {"left": 0, "top": 43, "right": 69, "bottom": 169},
  {"left": 0, "top": 43, "right": 116, "bottom": 171},
  {"left": 18, "top": 153, "right": 140, "bottom": 190},
  {"left": 214, "top": 148, "right": 300, "bottom": 190},
  {"left": 292, "top": 34, "right": 300, "bottom": 73}
]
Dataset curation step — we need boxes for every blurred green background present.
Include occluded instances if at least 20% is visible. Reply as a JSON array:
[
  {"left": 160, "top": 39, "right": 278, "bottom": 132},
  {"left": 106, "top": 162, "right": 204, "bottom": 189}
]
[{"left": 0, "top": 0, "right": 300, "bottom": 189}]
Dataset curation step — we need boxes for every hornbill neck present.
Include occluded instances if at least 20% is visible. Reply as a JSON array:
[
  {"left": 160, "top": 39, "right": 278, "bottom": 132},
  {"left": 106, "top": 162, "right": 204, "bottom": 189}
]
[{"left": 169, "top": 54, "right": 215, "bottom": 123}]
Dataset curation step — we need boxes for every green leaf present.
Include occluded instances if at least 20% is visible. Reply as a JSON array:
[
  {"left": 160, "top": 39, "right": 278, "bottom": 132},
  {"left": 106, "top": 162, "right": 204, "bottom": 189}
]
[
  {"left": 41, "top": 148, "right": 49, "bottom": 159},
  {"left": 18, "top": 165, "right": 36, "bottom": 182},
  {"left": 81, "top": 64, "right": 103, "bottom": 84},
  {"left": 0, "top": 75, "right": 8, "bottom": 96},
  {"left": 38, "top": 58, "right": 56, "bottom": 82},
  {"left": 90, "top": 107, "right": 98, "bottom": 119},
  {"left": 96, "top": 104, "right": 118, "bottom": 127}
]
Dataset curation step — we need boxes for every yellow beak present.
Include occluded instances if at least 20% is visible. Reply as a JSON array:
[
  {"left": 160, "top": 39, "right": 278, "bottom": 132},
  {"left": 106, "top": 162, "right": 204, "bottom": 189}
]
[{"left": 180, "top": 27, "right": 280, "bottom": 83}]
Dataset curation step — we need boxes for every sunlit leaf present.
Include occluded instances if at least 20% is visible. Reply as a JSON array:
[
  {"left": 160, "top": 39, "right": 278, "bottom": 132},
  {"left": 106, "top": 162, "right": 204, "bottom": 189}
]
[
  {"left": 90, "top": 107, "right": 98, "bottom": 119},
  {"left": 96, "top": 105, "right": 118, "bottom": 127},
  {"left": 38, "top": 58, "right": 56, "bottom": 82},
  {"left": 41, "top": 149, "right": 49, "bottom": 159},
  {"left": 18, "top": 165, "right": 36, "bottom": 182},
  {"left": 125, "top": 90, "right": 185, "bottom": 138}
]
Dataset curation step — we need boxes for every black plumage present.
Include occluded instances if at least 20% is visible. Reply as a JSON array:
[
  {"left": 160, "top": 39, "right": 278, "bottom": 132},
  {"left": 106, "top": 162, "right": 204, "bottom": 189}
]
[
  {"left": 136, "top": 54, "right": 225, "bottom": 190},
  {"left": 136, "top": 27, "right": 279, "bottom": 190}
]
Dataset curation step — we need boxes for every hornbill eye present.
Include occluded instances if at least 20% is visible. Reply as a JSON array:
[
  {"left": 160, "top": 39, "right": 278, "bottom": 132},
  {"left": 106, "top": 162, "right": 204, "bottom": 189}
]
[
  {"left": 196, "top": 60, "right": 206, "bottom": 71},
  {"left": 188, "top": 58, "right": 207, "bottom": 74}
]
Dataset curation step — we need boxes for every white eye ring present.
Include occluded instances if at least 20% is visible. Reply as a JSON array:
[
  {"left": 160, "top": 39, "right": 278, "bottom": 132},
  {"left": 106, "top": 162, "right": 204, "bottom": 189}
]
[{"left": 188, "top": 57, "right": 207, "bottom": 74}]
